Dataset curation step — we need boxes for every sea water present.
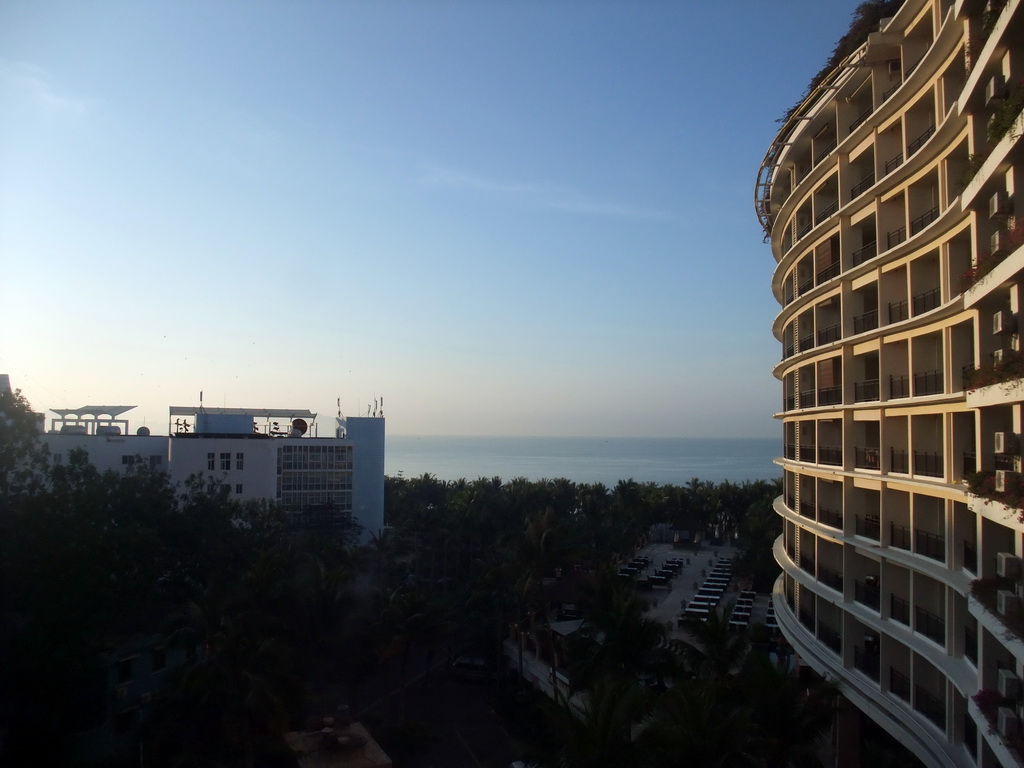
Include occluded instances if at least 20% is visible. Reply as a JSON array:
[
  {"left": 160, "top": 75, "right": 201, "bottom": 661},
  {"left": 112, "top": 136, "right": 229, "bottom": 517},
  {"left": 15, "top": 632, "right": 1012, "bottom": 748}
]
[{"left": 385, "top": 436, "right": 780, "bottom": 486}]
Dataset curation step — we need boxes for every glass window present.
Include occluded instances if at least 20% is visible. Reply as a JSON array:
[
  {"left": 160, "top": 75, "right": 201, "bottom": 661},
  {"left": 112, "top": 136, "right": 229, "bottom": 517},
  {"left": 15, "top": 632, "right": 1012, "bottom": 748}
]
[
  {"left": 220, "top": 452, "right": 231, "bottom": 471},
  {"left": 236, "top": 452, "right": 244, "bottom": 470},
  {"left": 207, "top": 452, "right": 215, "bottom": 471}
]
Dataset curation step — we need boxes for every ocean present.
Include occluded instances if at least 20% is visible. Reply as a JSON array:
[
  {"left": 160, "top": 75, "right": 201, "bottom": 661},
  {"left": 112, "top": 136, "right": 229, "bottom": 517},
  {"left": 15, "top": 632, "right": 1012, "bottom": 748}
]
[{"left": 384, "top": 436, "right": 781, "bottom": 486}]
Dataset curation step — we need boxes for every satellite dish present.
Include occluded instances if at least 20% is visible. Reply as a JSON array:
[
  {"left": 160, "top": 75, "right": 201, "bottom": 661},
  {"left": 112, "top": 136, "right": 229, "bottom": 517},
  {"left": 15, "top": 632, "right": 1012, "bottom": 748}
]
[
  {"left": 291, "top": 418, "right": 308, "bottom": 437},
  {"left": 137, "top": 426, "right": 151, "bottom": 436}
]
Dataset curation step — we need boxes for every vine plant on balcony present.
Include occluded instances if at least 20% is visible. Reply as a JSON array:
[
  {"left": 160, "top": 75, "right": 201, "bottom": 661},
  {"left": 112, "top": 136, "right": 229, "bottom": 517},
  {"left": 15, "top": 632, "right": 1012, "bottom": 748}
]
[
  {"left": 958, "top": 220, "right": 1024, "bottom": 293},
  {"left": 966, "top": 470, "right": 1024, "bottom": 516}
]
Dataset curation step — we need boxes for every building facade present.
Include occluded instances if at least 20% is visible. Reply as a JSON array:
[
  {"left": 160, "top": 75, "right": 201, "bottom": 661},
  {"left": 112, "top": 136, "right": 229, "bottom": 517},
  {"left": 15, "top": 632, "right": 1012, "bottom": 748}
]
[
  {"left": 758, "top": 1, "right": 1024, "bottom": 766},
  {"left": 43, "top": 403, "right": 385, "bottom": 541}
]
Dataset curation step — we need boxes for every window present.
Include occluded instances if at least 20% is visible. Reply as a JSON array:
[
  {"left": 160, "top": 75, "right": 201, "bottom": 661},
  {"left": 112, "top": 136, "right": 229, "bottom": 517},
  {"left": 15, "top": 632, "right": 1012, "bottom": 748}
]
[
  {"left": 117, "top": 658, "right": 134, "bottom": 684},
  {"left": 207, "top": 452, "right": 215, "bottom": 471},
  {"left": 235, "top": 484, "right": 243, "bottom": 495},
  {"left": 236, "top": 452, "right": 244, "bottom": 470},
  {"left": 220, "top": 452, "right": 231, "bottom": 471},
  {"left": 122, "top": 455, "right": 132, "bottom": 465}
]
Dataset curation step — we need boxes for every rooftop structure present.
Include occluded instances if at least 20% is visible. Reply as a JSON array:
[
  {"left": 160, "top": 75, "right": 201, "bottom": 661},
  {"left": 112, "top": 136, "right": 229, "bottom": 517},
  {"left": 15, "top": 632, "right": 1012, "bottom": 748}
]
[{"left": 759, "top": 1, "right": 1024, "bottom": 765}]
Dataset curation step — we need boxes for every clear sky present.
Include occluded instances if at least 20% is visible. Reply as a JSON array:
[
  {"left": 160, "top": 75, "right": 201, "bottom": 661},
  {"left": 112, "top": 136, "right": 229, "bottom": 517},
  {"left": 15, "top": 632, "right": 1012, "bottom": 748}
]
[{"left": 1, "top": 1, "right": 859, "bottom": 438}]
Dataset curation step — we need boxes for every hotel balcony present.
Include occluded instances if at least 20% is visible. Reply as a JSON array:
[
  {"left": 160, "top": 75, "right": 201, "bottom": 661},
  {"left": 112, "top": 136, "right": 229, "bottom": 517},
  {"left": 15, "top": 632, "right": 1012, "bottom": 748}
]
[
  {"left": 854, "top": 379, "right": 880, "bottom": 402},
  {"left": 852, "top": 240, "right": 878, "bottom": 266},
  {"left": 855, "top": 446, "right": 881, "bottom": 470},
  {"left": 856, "top": 515, "right": 881, "bottom": 540}
]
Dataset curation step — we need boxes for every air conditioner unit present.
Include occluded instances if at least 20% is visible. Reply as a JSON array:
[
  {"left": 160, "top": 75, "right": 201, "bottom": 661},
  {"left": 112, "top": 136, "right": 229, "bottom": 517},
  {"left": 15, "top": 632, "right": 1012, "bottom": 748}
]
[
  {"left": 995, "top": 432, "right": 1019, "bottom": 455},
  {"left": 992, "top": 229, "right": 1006, "bottom": 255},
  {"left": 994, "top": 348, "right": 1008, "bottom": 364},
  {"left": 990, "top": 190, "right": 1012, "bottom": 219},
  {"left": 887, "top": 59, "right": 901, "bottom": 76},
  {"left": 994, "top": 310, "right": 1017, "bottom": 335},
  {"left": 986, "top": 73, "right": 1007, "bottom": 106},
  {"left": 997, "top": 552, "right": 1023, "bottom": 578},
  {"left": 999, "top": 706, "right": 1020, "bottom": 738},
  {"left": 999, "top": 669, "right": 1022, "bottom": 699},
  {"left": 996, "top": 469, "right": 1009, "bottom": 492},
  {"left": 998, "top": 589, "right": 1020, "bottom": 614}
]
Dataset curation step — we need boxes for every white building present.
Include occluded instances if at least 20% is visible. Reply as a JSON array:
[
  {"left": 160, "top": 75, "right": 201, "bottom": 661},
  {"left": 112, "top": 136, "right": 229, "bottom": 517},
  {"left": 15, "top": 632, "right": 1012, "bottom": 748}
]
[{"left": 43, "top": 403, "right": 385, "bottom": 541}]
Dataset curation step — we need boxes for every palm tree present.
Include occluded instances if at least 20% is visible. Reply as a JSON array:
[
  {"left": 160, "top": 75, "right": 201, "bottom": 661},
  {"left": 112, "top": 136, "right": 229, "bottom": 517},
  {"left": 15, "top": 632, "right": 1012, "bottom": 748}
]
[
  {"left": 641, "top": 678, "right": 756, "bottom": 768},
  {"left": 531, "top": 675, "right": 655, "bottom": 768},
  {"left": 740, "top": 653, "right": 839, "bottom": 768},
  {"left": 565, "top": 574, "right": 666, "bottom": 691},
  {"left": 683, "top": 603, "right": 750, "bottom": 681}
]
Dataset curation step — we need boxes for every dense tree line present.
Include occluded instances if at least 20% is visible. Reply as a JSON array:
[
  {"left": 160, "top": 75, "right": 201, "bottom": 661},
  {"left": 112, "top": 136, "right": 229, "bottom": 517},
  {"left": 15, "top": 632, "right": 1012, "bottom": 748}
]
[{"left": 2, "top": 386, "right": 804, "bottom": 767}]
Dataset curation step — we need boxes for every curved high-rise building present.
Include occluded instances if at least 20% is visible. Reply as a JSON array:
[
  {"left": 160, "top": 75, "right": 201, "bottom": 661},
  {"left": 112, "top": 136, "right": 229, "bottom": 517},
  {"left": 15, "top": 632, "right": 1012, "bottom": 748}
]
[{"left": 758, "top": 1, "right": 1024, "bottom": 765}]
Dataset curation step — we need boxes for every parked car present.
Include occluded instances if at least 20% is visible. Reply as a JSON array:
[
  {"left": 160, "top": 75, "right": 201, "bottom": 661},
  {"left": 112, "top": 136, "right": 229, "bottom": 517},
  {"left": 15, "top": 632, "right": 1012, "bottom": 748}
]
[{"left": 450, "top": 655, "right": 494, "bottom": 683}]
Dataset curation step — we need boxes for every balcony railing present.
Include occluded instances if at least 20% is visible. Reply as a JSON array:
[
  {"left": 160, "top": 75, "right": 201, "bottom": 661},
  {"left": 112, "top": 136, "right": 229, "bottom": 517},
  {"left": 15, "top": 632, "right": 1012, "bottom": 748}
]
[
  {"left": 994, "top": 453, "right": 1016, "bottom": 471},
  {"left": 915, "top": 606, "right": 945, "bottom": 645},
  {"left": 819, "top": 446, "right": 842, "bottom": 466},
  {"left": 915, "top": 528, "right": 945, "bottom": 561},
  {"left": 819, "top": 623, "right": 842, "bottom": 653},
  {"left": 784, "top": 395, "right": 795, "bottom": 411},
  {"left": 798, "top": 444, "right": 815, "bottom": 461},
  {"left": 882, "top": 79, "right": 902, "bottom": 101},
  {"left": 799, "top": 609, "right": 815, "bottom": 632},
  {"left": 917, "top": 688, "right": 946, "bottom": 729},
  {"left": 888, "top": 300, "right": 908, "bottom": 323},
  {"left": 851, "top": 172, "right": 876, "bottom": 197},
  {"left": 818, "top": 565, "right": 843, "bottom": 592},
  {"left": 857, "top": 515, "right": 880, "bottom": 540},
  {"left": 912, "top": 286, "right": 940, "bottom": 314},
  {"left": 849, "top": 107, "right": 873, "bottom": 133},
  {"left": 890, "top": 668, "right": 911, "bottom": 701},
  {"left": 890, "top": 448, "right": 909, "bottom": 473},
  {"left": 784, "top": 344, "right": 794, "bottom": 358},
  {"left": 817, "top": 324, "right": 841, "bottom": 346},
  {"left": 887, "top": 225, "right": 907, "bottom": 249},
  {"left": 963, "top": 540, "right": 977, "bottom": 575},
  {"left": 799, "top": 554, "right": 816, "bottom": 574},
  {"left": 798, "top": 277, "right": 813, "bottom": 295},
  {"left": 797, "top": 221, "right": 813, "bottom": 240},
  {"left": 818, "top": 385, "right": 842, "bottom": 405},
  {"left": 799, "top": 390, "right": 815, "bottom": 408},
  {"left": 815, "top": 199, "right": 839, "bottom": 225},
  {"left": 798, "top": 334, "right": 814, "bottom": 351},
  {"left": 854, "top": 379, "right": 879, "bottom": 402},
  {"left": 855, "top": 579, "right": 881, "bottom": 610},
  {"left": 817, "top": 261, "right": 841, "bottom": 283},
  {"left": 854, "top": 645, "right": 881, "bottom": 681},
  {"left": 910, "top": 205, "right": 940, "bottom": 236},
  {"left": 913, "top": 369, "right": 943, "bottom": 396},
  {"left": 815, "top": 137, "right": 838, "bottom": 165},
  {"left": 799, "top": 500, "right": 816, "bottom": 519},
  {"left": 884, "top": 152, "right": 903, "bottom": 174},
  {"left": 855, "top": 446, "right": 880, "bottom": 469},
  {"left": 913, "top": 450, "right": 943, "bottom": 478},
  {"left": 965, "top": 625, "right": 978, "bottom": 664},
  {"left": 907, "top": 123, "right": 935, "bottom": 156},
  {"left": 889, "top": 375, "right": 909, "bottom": 399},
  {"left": 819, "top": 505, "right": 842, "bottom": 528},
  {"left": 784, "top": 442, "right": 796, "bottom": 459},
  {"left": 890, "top": 522, "right": 911, "bottom": 550},
  {"left": 851, "top": 241, "right": 878, "bottom": 265},
  {"left": 891, "top": 594, "right": 910, "bottom": 625},
  {"left": 853, "top": 309, "right": 878, "bottom": 334},
  {"left": 915, "top": 685, "right": 945, "bottom": 729}
]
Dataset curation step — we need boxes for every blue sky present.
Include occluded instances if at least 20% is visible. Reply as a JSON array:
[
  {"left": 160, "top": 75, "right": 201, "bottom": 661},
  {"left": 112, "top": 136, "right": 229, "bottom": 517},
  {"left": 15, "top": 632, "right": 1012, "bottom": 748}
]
[{"left": 1, "top": 1, "right": 858, "bottom": 438}]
